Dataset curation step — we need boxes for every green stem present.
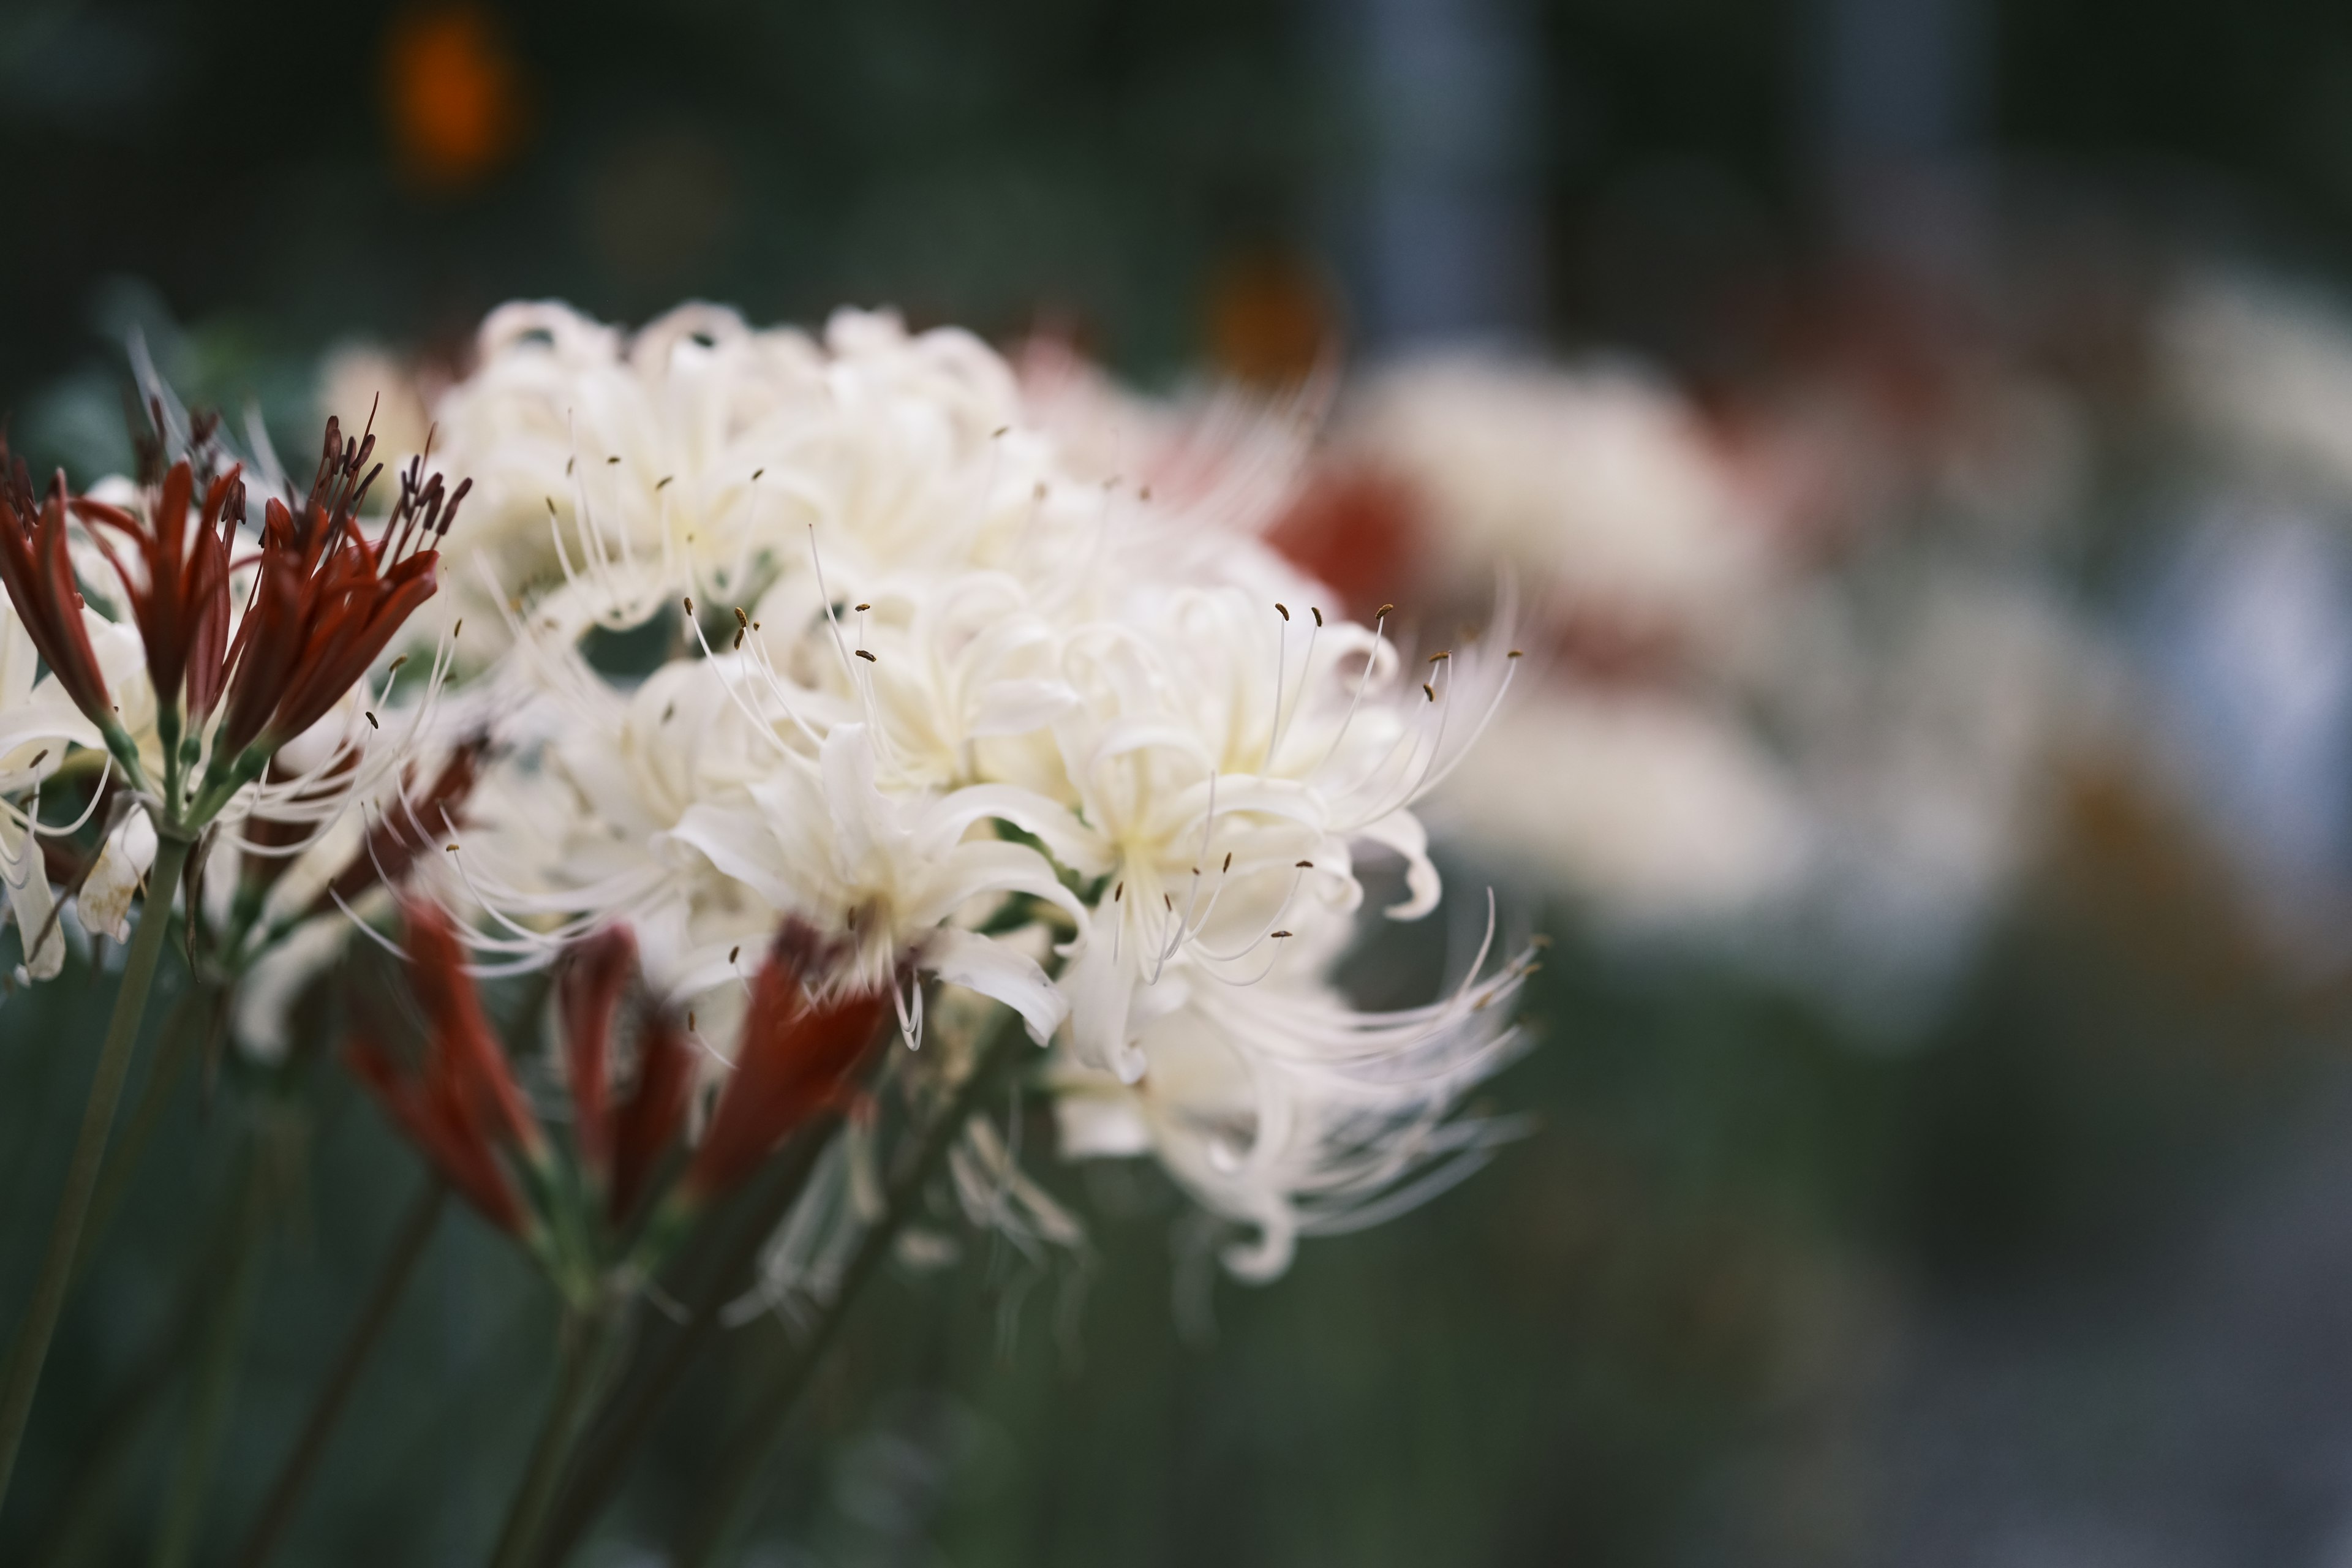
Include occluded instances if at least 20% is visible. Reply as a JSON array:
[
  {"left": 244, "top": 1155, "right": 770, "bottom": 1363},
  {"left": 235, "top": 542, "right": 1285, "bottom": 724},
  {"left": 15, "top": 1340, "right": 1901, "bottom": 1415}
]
[
  {"left": 230, "top": 1179, "right": 445, "bottom": 1568},
  {"left": 486, "top": 1307, "right": 614, "bottom": 1568},
  {"left": 532, "top": 1117, "right": 847, "bottom": 1567},
  {"left": 75, "top": 987, "right": 208, "bottom": 1283},
  {"left": 149, "top": 1142, "right": 270, "bottom": 1568},
  {"left": 670, "top": 1009, "right": 1027, "bottom": 1568},
  {"left": 0, "top": 831, "right": 191, "bottom": 1510}
]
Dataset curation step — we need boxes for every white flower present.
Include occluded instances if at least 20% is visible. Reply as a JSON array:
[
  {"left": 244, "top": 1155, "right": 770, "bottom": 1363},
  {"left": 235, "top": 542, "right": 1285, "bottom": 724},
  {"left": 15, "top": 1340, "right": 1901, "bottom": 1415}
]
[
  {"left": 1050, "top": 914, "right": 1529, "bottom": 1280},
  {"left": 1427, "top": 688, "right": 1810, "bottom": 925},
  {"left": 2163, "top": 273, "right": 2352, "bottom": 505},
  {"left": 1346, "top": 354, "right": 1768, "bottom": 643},
  {"left": 428, "top": 298, "right": 1534, "bottom": 1281},
  {"left": 667, "top": 723, "right": 1083, "bottom": 1042},
  {"left": 432, "top": 303, "right": 1090, "bottom": 648}
]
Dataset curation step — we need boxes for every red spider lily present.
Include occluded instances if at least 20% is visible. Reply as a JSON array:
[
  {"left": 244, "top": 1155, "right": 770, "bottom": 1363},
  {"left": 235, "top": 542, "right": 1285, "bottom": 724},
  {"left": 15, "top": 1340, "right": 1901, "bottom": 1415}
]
[
  {"left": 67, "top": 443, "right": 241, "bottom": 729},
  {"left": 211, "top": 418, "right": 468, "bottom": 771},
  {"left": 0, "top": 450, "right": 114, "bottom": 731},
  {"left": 347, "top": 900, "right": 543, "bottom": 1234},
  {"left": 683, "top": 930, "right": 892, "bottom": 1202}
]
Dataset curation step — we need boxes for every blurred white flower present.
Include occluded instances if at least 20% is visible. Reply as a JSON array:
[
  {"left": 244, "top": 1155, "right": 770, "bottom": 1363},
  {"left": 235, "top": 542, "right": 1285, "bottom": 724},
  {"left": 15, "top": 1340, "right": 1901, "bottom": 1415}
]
[
  {"left": 1428, "top": 689, "right": 1809, "bottom": 926},
  {"left": 2163, "top": 273, "right": 2352, "bottom": 505},
  {"left": 1346, "top": 355, "right": 1770, "bottom": 645}
]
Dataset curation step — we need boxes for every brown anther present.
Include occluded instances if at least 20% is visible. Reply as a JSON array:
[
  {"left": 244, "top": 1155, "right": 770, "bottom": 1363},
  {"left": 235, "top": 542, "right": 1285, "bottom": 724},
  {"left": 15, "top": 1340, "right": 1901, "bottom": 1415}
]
[
  {"left": 1113, "top": 881, "right": 1124, "bottom": 902},
  {"left": 683, "top": 596, "right": 695, "bottom": 614},
  {"left": 992, "top": 426, "right": 1009, "bottom": 438},
  {"left": 1271, "top": 930, "right": 1292, "bottom": 940},
  {"left": 1295, "top": 860, "right": 1312, "bottom": 869},
  {"left": 445, "top": 843, "right": 458, "bottom": 853},
  {"left": 565, "top": 457, "right": 575, "bottom": 476},
  {"left": 854, "top": 648, "right": 877, "bottom": 663},
  {"left": 729, "top": 944, "right": 741, "bottom": 963},
  {"left": 1311, "top": 607, "right": 1323, "bottom": 625},
  {"left": 733, "top": 606, "right": 748, "bottom": 627},
  {"left": 1275, "top": 603, "right": 1290, "bottom": 620},
  {"left": 389, "top": 655, "right": 407, "bottom": 673},
  {"left": 1507, "top": 649, "right": 1524, "bottom": 658},
  {"left": 1221, "top": 853, "right": 1232, "bottom": 872},
  {"left": 1429, "top": 650, "right": 1450, "bottom": 663},
  {"left": 853, "top": 603, "right": 870, "bottom": 612},
  {"left": 687, "top": 1010, "right": 697, "bottom": 1030},
  {"left": 1376, "top": 603, "right": 1395, "bottom": 618},
  {"left": 1163, "top": 892, "right": 1174, "bottom": 910},
  {"left": 656, "top": 475, "right": 675, "bottom": 489},
  {"left": 605, "top": 455, "right": 620, "bottom": 465},
  {"left": 733, "top": 628, "right": 745, "bottom": 650},
  {"left": 751, "top": 467, "right": 765, "bottom": 481},
  {"left": 545, "top": 496, "right": 557, "bottom": 513},
  {"left": 1422, "top": 682, "right": 1435, "bottom": 701},
  {"left": 28, "top": 749, "right": 47, "bottom": 769},
  {"left": 662, "top": 701, "right": 676, "bottom": 722},
  {"left": 366, "top": 711, "right": 379, "bottom": 728},
  {"left": 453, "top": 619, "right": 464, "bottom": 638}
]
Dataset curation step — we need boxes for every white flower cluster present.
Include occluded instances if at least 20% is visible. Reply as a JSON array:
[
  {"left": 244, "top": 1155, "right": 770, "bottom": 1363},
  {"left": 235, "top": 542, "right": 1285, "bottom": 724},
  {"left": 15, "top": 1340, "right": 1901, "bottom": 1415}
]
[{"left": 424, "top": 303, "right": 1529, "bottom": 1280}]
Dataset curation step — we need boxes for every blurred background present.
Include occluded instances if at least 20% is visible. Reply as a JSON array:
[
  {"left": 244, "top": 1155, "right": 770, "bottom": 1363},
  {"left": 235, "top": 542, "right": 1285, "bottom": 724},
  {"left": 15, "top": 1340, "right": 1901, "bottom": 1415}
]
[{"left": 13, "top": 0, "right": 2352, "bottom": 1564}]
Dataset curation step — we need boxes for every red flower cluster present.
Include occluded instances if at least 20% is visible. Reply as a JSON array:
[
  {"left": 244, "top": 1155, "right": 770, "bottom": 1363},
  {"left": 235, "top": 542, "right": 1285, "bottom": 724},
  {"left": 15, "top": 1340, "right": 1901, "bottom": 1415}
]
[
  {"left": 0, "top": 453, "right": 116, "bottom": 732},
  {"left": 350, "top": 907, "right": 890, "bottom": 1243},
  {"left": 0, "top": 411, "right": 464, "bottom": 823}
]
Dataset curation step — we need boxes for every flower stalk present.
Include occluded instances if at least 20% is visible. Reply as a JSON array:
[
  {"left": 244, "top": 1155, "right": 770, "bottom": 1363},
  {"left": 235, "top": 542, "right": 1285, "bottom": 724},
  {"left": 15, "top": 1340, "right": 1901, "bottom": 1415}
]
[
  {"left": 0, "top": 831, "right": 191, "bottom": 1507},
  {"left": 232, "top": 1179, "right": 446, "bottom": 1568},
  {"left": 485, "top": 1305, "right": 620, "bottom": 1568},
  {"left": 670, "top": 1002, "right": 1028, "bottom": 1568}
]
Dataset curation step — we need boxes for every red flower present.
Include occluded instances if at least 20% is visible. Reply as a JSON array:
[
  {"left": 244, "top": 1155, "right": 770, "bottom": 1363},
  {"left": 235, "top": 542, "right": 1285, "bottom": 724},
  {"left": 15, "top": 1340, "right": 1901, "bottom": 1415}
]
[
  {"left": 0, "top": 450, "right": 113, "bottom": 730},
  {"left": 684, "top": 930, "right": 891, "bottom": 1202},
  {"left": 347, "top": 900, "right": 542, "bottom": 1234},
  {"left": 68, "top": 442, "right": 240, "bottom": 727},
  {"left": 212, "top": 418, "right": 467, "bottom": 768}
]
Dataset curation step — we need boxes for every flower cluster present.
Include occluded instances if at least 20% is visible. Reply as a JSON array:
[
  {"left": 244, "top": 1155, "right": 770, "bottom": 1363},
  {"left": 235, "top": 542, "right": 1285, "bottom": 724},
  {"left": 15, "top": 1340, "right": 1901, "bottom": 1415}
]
[
  {"left": 0, "top": 399, "right": 466, "bottom": 983},
  {"left": 404, "top": 303, "right": 1531, "bottom": 1281}
]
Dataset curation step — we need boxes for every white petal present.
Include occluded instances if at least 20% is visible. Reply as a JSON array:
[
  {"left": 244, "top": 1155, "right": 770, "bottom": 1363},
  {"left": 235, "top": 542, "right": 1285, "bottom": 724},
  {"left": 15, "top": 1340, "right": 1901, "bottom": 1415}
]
[
  {"left": 1355, "top": 810, "right": 1441, "bottom": 919},
  {"left": 80, "top": 810, "right": 159, "bottom": 943},
  {"left": 922, "top": 927, "right": 1068, "bottom": 1044},
  {"left": 233, "top": 916, "right": 353, "bottom": 1063},
  {"left": 0, "top": 810, "right": 62, "bottom": 980}
]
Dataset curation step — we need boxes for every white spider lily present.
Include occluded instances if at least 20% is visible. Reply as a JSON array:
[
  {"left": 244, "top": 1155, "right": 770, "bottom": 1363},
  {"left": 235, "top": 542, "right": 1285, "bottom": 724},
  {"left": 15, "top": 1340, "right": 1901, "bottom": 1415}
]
[
  {"left": 666, "top": 723, "right": 1082, "bottom": 1045},
  {"left": 1042, "top": 580, "right": 1520, "bottom": 1080},
  {"left": 1052, "top": 914, "right": 1533, "bottom": 1281}
]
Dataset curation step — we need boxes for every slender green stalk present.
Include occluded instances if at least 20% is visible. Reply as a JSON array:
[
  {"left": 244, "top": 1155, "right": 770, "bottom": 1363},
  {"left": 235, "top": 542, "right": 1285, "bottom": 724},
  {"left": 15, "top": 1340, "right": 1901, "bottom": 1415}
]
[
  {"left": 26, "top": 1147, "right": 257, "bottom": 1568},
  {"left": 149, "top": 1143, "right": 270, "bottom": 1568},
  {"left": 77, "top": 987, "right": 208, "bottom": 1281},
  {"left": 532, "top": 1118, "right": 846, "bottom": 1567},
  {"left": 486, "top": 1307, "right": 616, "bottom": 1568},
  {"left": 0, "top": 832, "right": 191, "bottom": 1509},
  {"left": 671, "top": 1011, "right": 1027, "bottom": 1568},
  {"left": 232, "top": 1179, "right": 445, "bottom": 1568}
]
